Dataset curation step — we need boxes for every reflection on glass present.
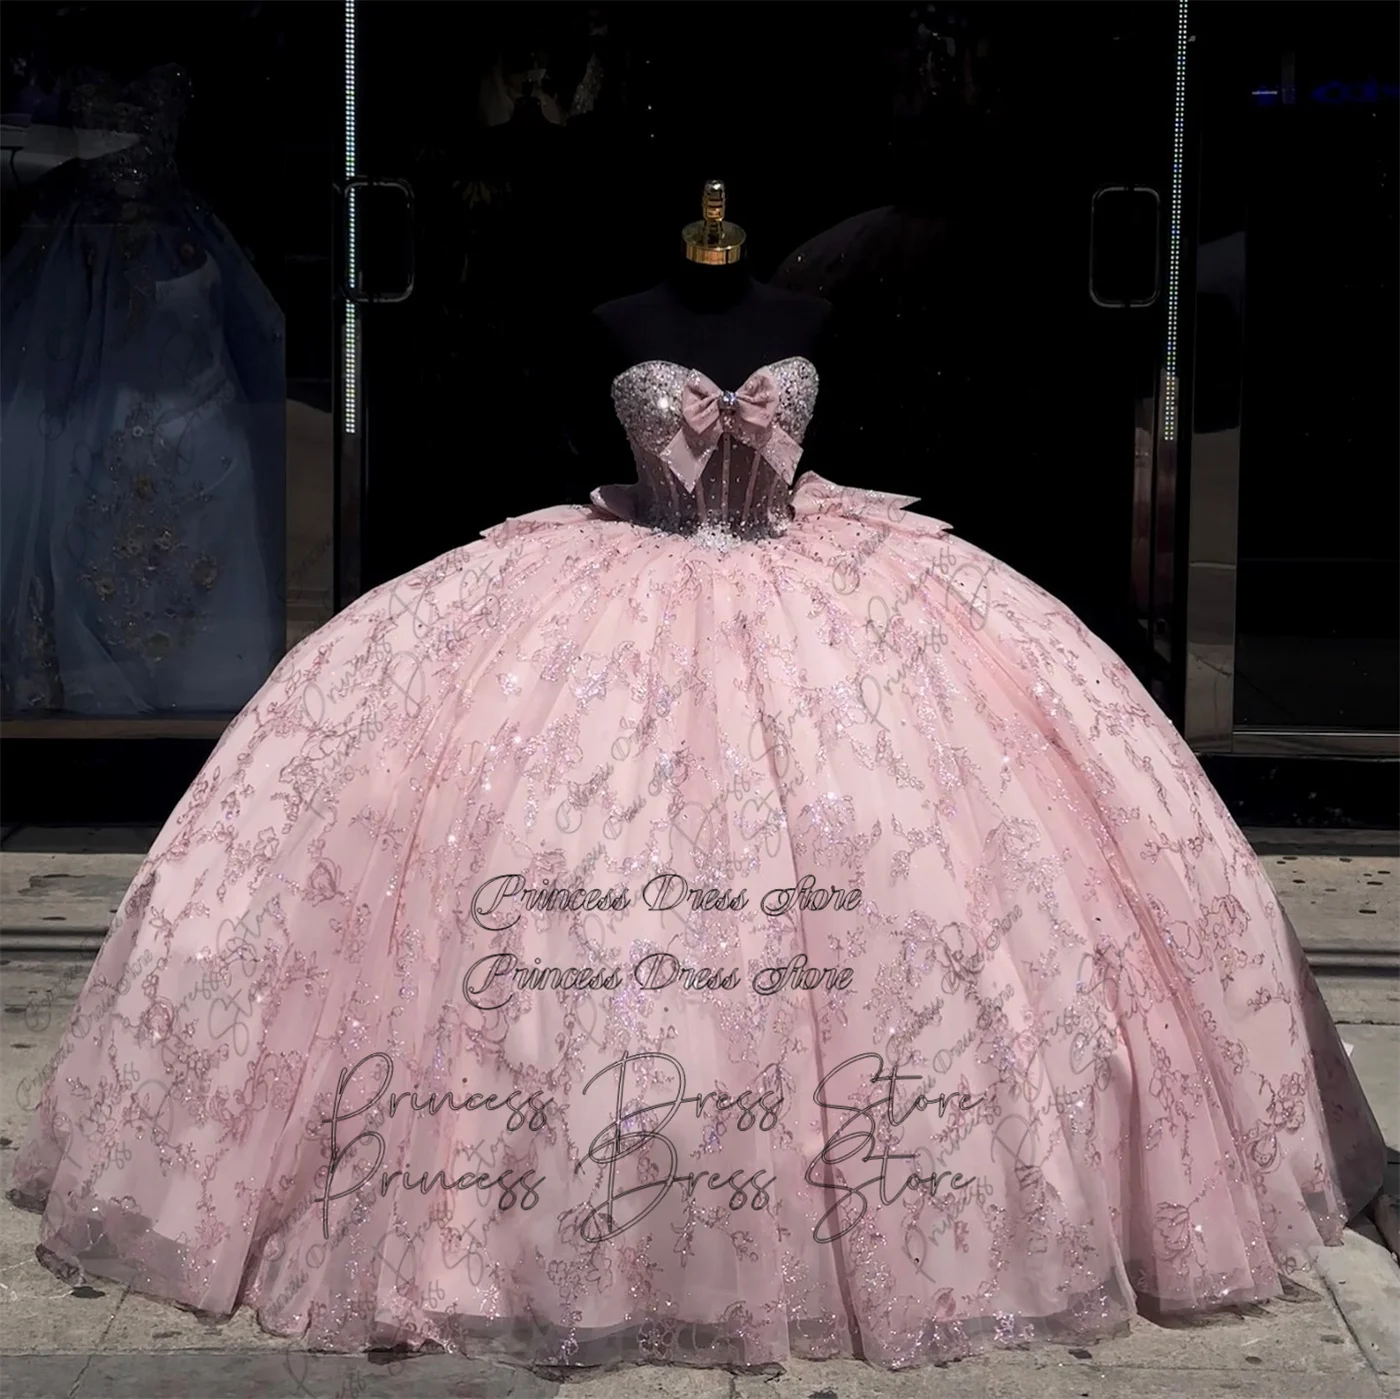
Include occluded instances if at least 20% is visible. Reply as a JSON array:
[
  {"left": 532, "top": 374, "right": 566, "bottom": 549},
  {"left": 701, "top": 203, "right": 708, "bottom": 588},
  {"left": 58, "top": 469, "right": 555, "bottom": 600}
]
[
  {"left": 285, "top": 396, "right": 334, "bottom": 652},
  {"left": 1234, "top": 12, "right": 1398, "bottom": 732},
  {"left": 1, "top": 59, "right": 286, "bottom": 717}
]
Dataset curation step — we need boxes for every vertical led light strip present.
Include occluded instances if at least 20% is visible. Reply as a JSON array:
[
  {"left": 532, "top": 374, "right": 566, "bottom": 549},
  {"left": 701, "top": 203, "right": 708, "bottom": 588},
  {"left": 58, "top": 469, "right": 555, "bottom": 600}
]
[
  {"left": 1163, "top": 1, "right": 1189, "bottom": 441},
  {"left": 343, "top": 0, "right": 358, "bottom": 434}
]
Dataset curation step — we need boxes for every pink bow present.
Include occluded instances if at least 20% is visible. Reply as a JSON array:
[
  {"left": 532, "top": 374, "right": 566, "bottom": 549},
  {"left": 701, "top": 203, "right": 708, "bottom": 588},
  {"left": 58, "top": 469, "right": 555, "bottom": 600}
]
[{"left": 664, "top": 369, "right": 802, "bottom": 492}]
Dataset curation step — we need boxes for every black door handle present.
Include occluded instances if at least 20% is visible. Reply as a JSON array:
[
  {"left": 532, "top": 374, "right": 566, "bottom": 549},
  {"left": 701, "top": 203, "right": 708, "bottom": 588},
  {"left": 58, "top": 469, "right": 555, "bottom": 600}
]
[
  {"left": 1089, "top": 185, "right": 1162, "bottom": 309},
  {"left": 341, "top": 176, "right": 416, "bottom": 304}
]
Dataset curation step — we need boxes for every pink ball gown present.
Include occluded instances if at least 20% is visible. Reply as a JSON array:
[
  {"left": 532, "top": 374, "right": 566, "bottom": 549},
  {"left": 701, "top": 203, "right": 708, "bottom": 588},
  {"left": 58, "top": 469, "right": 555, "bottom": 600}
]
[{"left": 10, "top": 356, "right": 1383, "bottom": 1368}]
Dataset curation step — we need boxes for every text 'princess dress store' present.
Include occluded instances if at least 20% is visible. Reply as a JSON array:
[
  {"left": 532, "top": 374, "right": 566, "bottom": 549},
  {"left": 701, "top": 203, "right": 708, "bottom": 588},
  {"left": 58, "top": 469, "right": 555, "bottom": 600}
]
[{"left": 1, "top": 0, "right": 1396, "bottom": 852}]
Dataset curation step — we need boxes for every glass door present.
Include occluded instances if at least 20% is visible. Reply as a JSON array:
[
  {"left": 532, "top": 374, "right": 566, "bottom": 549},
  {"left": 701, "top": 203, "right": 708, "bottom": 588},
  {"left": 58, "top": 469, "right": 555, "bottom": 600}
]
[
  {"left": 0, "top": 1, "right": 340, "bottom": 821},
  {"left": 1184, "top": 2, "right": 1399, "bottom": 762},
  {"left": 345, "top": 1, "right": 1186, "bottom": 695}
]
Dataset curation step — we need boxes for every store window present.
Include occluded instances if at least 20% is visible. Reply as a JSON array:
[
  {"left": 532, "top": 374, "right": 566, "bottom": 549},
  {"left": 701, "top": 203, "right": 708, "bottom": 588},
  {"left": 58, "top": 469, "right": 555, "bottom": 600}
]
[{"left": 0, "top": 2, "right": 336, "bottom": 733}]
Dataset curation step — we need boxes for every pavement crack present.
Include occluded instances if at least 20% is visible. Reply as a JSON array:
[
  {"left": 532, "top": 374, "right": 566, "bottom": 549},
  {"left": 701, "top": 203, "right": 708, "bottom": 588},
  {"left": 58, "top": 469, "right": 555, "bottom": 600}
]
[
  {"left": 66, "top": 1352, "right": 95, "bottom": 1399},
  {"left": 65, "top": 1286, "right": 129, "bottom": 1397}
]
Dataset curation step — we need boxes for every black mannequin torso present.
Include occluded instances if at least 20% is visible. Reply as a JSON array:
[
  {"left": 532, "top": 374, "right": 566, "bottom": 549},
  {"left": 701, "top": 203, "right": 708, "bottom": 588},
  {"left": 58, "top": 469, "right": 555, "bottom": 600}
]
[
  {"left": 590, "top": 261, "right": 832, "bottom": 388},
  {"left": 571, "top": 260, "right": 837, "bottom": 483}
]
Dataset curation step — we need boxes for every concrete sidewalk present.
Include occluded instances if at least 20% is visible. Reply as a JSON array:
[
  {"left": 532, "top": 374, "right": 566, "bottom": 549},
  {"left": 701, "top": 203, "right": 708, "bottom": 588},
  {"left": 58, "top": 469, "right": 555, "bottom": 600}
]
[{"left": 1, "top": 831, "right": 1397, "bottom": 1398}]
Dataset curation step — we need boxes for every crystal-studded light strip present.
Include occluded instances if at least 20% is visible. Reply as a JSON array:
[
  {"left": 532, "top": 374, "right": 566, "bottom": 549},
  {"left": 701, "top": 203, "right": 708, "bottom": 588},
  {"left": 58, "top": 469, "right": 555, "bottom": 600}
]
[
  {"left": 1163, "top": 1, "right": 1188, "bottom": 441},
  {"left": 343, "top": 0, "right": 358, "bottom": 435}
]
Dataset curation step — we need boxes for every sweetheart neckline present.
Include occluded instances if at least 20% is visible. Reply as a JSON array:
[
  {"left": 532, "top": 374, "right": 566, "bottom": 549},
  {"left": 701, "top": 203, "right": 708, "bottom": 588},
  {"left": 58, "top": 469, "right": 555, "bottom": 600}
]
[{"left": 610, "top": 355, "right": 817, "bottom": 392}]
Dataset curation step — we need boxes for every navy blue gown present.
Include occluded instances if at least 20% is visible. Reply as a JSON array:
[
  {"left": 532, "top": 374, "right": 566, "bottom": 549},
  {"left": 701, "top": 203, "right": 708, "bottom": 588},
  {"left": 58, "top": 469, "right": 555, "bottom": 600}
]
[{"left": 1, "top": 64, "right": 285, "bottom": 716}]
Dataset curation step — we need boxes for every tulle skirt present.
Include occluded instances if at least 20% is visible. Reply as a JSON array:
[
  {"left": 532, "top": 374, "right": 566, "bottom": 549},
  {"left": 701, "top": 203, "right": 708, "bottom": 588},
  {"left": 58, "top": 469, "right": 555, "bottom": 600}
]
[{"left": 10, "top": 472, "right": 1383, "bottom": 1367}]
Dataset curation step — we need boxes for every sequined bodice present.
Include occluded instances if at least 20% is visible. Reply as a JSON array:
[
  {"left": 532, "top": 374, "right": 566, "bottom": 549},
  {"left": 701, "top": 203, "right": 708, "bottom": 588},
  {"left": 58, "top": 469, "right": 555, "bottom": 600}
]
[
  {"left": 605, "top": 357, "right": 818, "bottom": 539},
  {"left": 70, "top": 64, "right": 187, "bottom": 198}
]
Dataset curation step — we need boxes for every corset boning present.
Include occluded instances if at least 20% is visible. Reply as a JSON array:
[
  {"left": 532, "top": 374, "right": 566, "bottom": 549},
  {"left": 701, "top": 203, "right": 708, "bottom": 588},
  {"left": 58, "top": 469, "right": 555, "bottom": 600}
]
[
  {"left": 631, "top": 442, "right": 794, "bottom": 539},
  {"left": 608, "top": 357, "right": 818, "bottom": 542}
]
